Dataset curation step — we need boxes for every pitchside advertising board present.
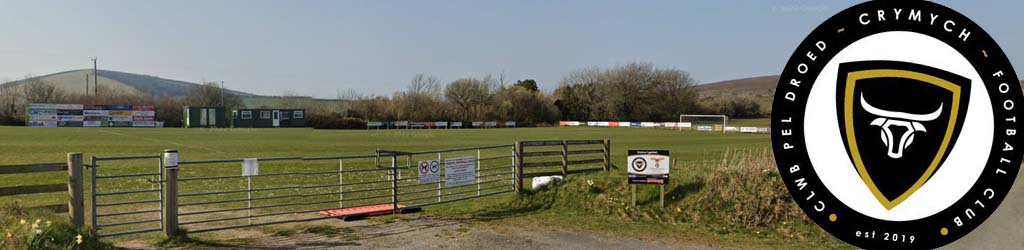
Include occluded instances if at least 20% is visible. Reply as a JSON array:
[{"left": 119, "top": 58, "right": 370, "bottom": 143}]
[
  {"left": 772, "top": 1, "right": 1022, "bottom": 249},
  {"left": 626, "top": 150, "right": 669, "bottom": 184},
  {"left": 27, "top": 103, "right": 156, "bottom": 128}
]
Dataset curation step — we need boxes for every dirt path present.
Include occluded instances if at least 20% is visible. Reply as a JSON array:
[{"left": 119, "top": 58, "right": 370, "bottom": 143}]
[{"left": 117, "top": 216, "right": 750, "bottom": 250}]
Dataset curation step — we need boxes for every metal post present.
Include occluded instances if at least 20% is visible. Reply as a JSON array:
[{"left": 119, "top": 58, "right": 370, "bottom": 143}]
[
  {"left": 402, "top": 154, "right": 411, "bottom": 180},
  {"left": 158, "top": 155, "right": 164, "bottom": 229},
  {"left": 391, "top": 155, "right": 398, "bottom": 211},
  {"left": 344, "top": 158, "right": 348, "bottom": 207},
  {"left": 246, "top": 176, "right": 252, "bottom": 225},
  {"left": 437, "top": 152, "right": 442, "bottom": 202},
  {"left": 723, "top": 116, "right": 728, "bottom": 134},
  {"left": 375, "top": 149, "right": 380, "bottom": 168},
  {"left": 90, "top": 156, "right": 98, "bottom": 229},
  {"left": 561, "top": 140, "right": 568, "bottom": 176},
  {"left": 162, "top": 150, "right": 180, "bottom": 237},
  {"left": 67, "top": 153, "right": 84, "bottom": 228},
  {"left": 476, "top": 149, "right": 481, "bottom": 196},
  {"left": 514, "top": 142, "right": 524, "bottom": 194},
  {"left": 512, "top": 148, "right": 520, "bottom": 193},
  {"left": 603, "top": 139, "right": 611, "bottom": 171}
]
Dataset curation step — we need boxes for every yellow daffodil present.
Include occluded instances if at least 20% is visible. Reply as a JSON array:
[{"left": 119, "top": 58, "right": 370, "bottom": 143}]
[
  {"left": 46, "top": 221, "right": 51, "bottom": 226},
  {"left": 19, "top": 219, "right": 26, "bottom": 225},
  {"left": 34, "top": 229, "right": 41, "bottom": 235},
  {"left": 75, "top": 234, "right": 83, "bottom": 244},
  {"left": 35, "top": 219, "right": 41, "bottom": 224}
]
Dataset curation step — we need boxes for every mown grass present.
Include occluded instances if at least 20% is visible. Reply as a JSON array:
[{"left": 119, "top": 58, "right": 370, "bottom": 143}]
[{"left": 0, "top": 121, "right": 844, "bottom": 248}]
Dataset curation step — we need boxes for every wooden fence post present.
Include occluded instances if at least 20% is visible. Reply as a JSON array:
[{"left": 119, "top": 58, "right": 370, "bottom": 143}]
[
  {"left": 514, "top": 142, "right": 523, "bottom": 194},
  {"left": 67, "top": 153, "right": 84, "bottom": 229},
  {"left": 561, "top": 140, "right": 568, "bottom": 177},
  {"left": 603, "top": 139, "right": 611, "bottom": 171},
  {"left": 162, "top": 149, "right": 180, "bottom": 237}
]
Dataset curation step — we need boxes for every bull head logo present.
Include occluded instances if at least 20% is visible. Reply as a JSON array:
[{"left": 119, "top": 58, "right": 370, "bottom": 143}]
[
  {"left": 837, "top": 61, "right": 969, "bottom": 210},
  {"left": 861, "top": 93, "right": 943, "bottom": 159}
]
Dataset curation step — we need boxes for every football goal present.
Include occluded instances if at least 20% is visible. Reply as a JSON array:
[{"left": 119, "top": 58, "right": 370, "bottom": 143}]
[{"left": 678, "top": 114, "right": 728, "bottom": 133}]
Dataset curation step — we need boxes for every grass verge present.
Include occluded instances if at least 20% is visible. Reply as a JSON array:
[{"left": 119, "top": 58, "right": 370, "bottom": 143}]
[{"left": 0, "top": 203, "right": 112, "bottom": 250}]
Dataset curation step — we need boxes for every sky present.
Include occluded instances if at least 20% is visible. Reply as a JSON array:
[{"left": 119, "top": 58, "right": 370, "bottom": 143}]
[{"left": 0, "top": 0, "right": 1020, "bottom": 98}]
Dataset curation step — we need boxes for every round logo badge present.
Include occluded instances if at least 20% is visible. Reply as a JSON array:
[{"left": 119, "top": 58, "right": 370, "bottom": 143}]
[
  {"left": 419, "top": 161, "right": 430, "bottom": 175},
  {"left": 772, "top": 1, "right": 1021, "bottom": 249},
  {"left": 430, "top": 160, "right": 440, "bottom": 173},
  {"left": 632, "top": 157, "right": 647, "bottom": 172}
]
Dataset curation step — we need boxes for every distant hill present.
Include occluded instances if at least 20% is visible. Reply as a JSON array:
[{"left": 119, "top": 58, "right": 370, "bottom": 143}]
[
  {"left": 0, "top": 69, "right": 256, "bottom": 97},
  {"left": 693, "top": 75, "right": 779, "bottom": 97},
  {"left": 694, "top": 75, "right": 779, "bottom": 113}
]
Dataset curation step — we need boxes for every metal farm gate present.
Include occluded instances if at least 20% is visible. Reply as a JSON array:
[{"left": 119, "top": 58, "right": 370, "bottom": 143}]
[
  {"left": 89, "top": 154, "right": 166, "bottom": 237},
  {"left": 89, "top": 144, "right": 517, "bottom": 237}
]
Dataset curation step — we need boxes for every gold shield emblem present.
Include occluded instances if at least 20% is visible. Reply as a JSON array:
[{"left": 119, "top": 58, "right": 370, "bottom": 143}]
[{"left": 837, "top": 61, "right": 970, "bottom": 210}]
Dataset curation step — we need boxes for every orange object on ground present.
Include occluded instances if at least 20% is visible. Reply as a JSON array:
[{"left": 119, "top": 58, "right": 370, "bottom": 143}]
[{"left": 319, "top": 204, "right": 410, "bottom": 220}]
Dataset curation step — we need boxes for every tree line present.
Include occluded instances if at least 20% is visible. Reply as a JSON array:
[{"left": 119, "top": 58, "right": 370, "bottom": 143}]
[{"left": 0, "top": 62, "right": 767, "bottom": 128}]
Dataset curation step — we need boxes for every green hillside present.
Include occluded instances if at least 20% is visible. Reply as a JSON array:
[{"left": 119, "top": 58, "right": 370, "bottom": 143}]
[
  {"left": 694, "top": 75, "right": 778, "bottom": 114},
  {"left": 0, "top": 69, "right": 256, "bottom": 98}
]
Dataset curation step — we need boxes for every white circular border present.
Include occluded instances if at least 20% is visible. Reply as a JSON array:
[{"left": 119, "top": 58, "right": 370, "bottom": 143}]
[{"left": 803, "top": 31, "right": 994, "bottom": 221}]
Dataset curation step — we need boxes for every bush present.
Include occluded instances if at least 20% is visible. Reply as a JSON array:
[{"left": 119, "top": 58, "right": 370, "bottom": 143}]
[
  {"left": 307, "top": 113, "right": 367, "bottom": 129},
  {"left": 684, "top": 149, "right": 807, "bottom": 228}
]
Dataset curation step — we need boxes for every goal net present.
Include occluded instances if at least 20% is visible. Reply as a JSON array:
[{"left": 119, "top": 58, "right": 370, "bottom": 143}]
[{"left": 678, "top": 114, "right": 728, "bottom": 133}]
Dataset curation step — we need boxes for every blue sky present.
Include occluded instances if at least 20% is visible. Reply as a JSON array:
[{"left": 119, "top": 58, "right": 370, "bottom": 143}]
[{"left": 0, "top": 0, "right": 1020, "bottom": 97}]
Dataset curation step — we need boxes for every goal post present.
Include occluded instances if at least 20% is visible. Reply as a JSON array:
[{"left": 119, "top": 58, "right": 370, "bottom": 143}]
[{"left": 678, "top": 114, "right": 728, "bottom": 133}]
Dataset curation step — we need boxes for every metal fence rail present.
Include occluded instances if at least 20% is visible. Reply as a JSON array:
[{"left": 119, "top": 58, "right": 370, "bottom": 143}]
[
  {"left": 87, "top": 139, "right": 604, "bottom": 238},
  {"left": 87, "top": 144, "right": 517, "bottom": 237}
]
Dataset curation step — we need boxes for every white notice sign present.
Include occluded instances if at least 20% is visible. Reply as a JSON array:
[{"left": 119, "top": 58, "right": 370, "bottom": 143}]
[
  {"left": 418, "top": 160, "right": 441, "bottom": 184},
  {"left": 163, "top": 151, "right": 179, "bottom": 170},
  {"left": 242, "top": 158, "right": 259, "bottom": 176},
  {"left": 444, "top": 157, "right": 476, "bottom": 187}
]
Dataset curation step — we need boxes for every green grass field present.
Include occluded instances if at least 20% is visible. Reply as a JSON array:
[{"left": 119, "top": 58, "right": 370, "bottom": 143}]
[{"left": 0, "top": 122, "right": 844, "bottom": 249}]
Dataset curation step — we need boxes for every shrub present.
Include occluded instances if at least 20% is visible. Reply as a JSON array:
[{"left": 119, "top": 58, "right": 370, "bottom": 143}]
[
  {"left": 0, "top": 203, "right": 112, "bottom": 250},
  {"left": 307, "top": 112, "right": 367, "bottom": 129},
  {"left": 684, "top": 149, "right": 807, "bottom": 228}
]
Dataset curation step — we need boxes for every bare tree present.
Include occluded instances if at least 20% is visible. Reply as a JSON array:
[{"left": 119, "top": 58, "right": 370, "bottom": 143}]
[
  {"left": 554, "top": 63, "right": 699, "bottom": 121},
  {"left": 21, "top": 77, "right": 66, "bottom": 104},
  {"left": 445, "top": 78, "right": 492, "bottom": 121},
  {"left": 408, "top": 74, "right": 442, "bottom": 96},
  {"left": 187, "top": 82, "right": 243, "bottom": 111},
  {"left": 398, "top": 74, "right": 444, "bottom": 121},
  {"left": 0, "top": 85, "right": 24, "bottom": 124}
]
